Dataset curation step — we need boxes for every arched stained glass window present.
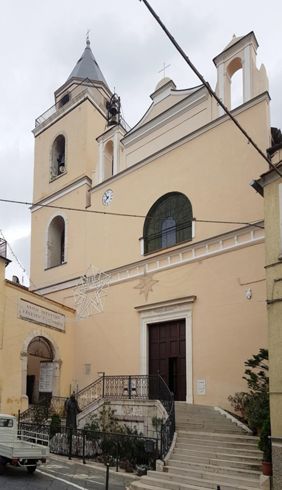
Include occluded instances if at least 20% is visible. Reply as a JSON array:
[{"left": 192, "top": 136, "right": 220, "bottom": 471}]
[{"left": 143, "top": 192, "right": 193, "bottom": 254}]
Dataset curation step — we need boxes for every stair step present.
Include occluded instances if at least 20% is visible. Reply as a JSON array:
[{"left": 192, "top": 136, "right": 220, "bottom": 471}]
[
  {"left": 145, "top": 403, "right": 261, "bottom": 490},
  {"left": 130, "top": 479, "right": 213, "bottom": 490},
  {"left": 176, "top": 442, "right": 260, "bottom": 455},
  {"left": 173, "top": 445, "right": 262, "bottom": 463},
  {"left": 177, "top": 431, "right": 258, "bottom": 441},
  {"left": 169, "top": 457, "right": 261, "bottom": 471},
  {"left": 165, "top": 461, "right": 260, "bottom": 479},
  {"left": 146, "top": 472, "right": 259, "bottom": 489}
]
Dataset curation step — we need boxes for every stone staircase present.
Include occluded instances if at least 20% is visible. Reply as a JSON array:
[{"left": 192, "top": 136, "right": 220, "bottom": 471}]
[{"left": 130, "top": 402, "right": 262, "bottom": 490}]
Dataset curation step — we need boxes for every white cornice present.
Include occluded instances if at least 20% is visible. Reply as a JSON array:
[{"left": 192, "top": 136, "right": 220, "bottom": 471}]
[
  {"left": 123, "top": 87, "right": 208, "bottom": 147},
  {"left": 31, "top": 176, "right": 91, "bottom": 212},
  {"left": 33, "top": 90, "right": 107, "bottom": 136},
  {"left": 90, "top": 92, "right": 270, "bottom": 195},
  {"left": 32, "top": 222, "right": 264, "bottom": 296}
]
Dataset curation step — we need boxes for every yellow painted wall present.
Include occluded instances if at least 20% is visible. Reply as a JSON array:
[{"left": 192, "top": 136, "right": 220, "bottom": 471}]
[
  {"left": 0, "top": 275, "right": 75, "bottom": 415},
  {"left": 46, "top": 241, "right": 267, "bottom": 410}
]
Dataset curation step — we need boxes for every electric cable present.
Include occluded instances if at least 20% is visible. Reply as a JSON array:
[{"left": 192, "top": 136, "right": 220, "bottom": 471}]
[
  {"left": 0, "top": 197, "right": 263, "bottom": 228},
  {"left": 139, "top": 0, "right": 282, "bottom": 178}
]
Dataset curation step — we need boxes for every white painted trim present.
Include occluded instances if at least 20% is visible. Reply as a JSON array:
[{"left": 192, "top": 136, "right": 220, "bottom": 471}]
[
  {"left": 139, "top": 237, "right": 144, "bottom": 256},
  {"left": 217, "top": 63, "right": 225, "bottom": 116},
  {"left": 113, "top": 131, "right": 119, "bottom": 175},
  {"left": 192, "top": 220, "right": 196, "bottom": 239},
  {"left": 138, "top": 300, "right": 193, "bottom": 403},
  {"left": 31, "top": 177, "right": 91, "bottom": 212},
  {"left": 98, "top": 141, "right": 104, "bottom": 184},
  {"left": 243, "top": 45, "right": 252, "bottom": 102},
  {"left": 33, "top": 223, "right": 264, "bottom": 295},
  {"left": 124, "top": 89, "right": 208, "bottom": 147},
  {"left": 90, "top": 93, "right": 270, "bottom": 194},
  {"left": 33, "top": 89, "right": 107, "bottom": 137},
  {"left": 214, "top": 406, "right": 252, "bottom": 433}
]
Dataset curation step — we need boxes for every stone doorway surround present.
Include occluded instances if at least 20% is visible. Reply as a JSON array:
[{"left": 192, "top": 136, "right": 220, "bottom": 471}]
[
  {"left": 135, "top": 296, "right": 196, "bottom": 404},
  {"left": 20, "top": 330, "right": 61, "bottom": 411}
]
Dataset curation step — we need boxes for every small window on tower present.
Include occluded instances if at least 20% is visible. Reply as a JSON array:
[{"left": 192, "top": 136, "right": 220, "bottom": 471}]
[
  {"left": 51, "top": 135, "right": 66, "bottom": 180},
  {"left": 59, "top": 93, "right": 70, "bottom": 107}
]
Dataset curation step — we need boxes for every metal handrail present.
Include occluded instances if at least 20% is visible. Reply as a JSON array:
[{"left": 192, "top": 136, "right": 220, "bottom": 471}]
[
  {"left": 19, "top": 374, "right": 175, "bottom": 458},
  {"left": 35, "top": 78, "right": 130, "bottom": 132},
  {"left": 0, "top": 238, "right": 7, "bottom": 258}
]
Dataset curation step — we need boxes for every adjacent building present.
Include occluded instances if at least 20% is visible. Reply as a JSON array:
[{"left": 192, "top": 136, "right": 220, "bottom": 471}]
[{"left": 252, "top": 143, "right": 282, "bottom": 489}]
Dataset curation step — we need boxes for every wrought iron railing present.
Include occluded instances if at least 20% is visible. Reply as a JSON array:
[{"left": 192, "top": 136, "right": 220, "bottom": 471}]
[
  {"left": 19, "top": 423, "right": 158, "bottom": 471},
  {"left": 19, "top": 374, "right": 175, "bottom": 459},
  {"left": 0, "top": 238, "right": 7, "bottom": 258},
  {"left": 19, "top": 396, "right": 66, "bottom": 423},
  {"left": 35, "top": 78, "right": 130, "bottom": 132}
]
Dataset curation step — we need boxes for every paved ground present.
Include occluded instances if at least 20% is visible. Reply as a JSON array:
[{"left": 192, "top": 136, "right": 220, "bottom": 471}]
[{"left": 0, "top": 454, "right": 136, "bottom": 489}]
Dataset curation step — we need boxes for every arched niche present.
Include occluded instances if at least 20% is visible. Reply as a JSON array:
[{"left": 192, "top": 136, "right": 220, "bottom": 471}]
[
  {"left": 51, "top": 134, "right": 66, "bottom": 178},
  {"left": 47, "top": 216, "right": 66, "bottom": 268}
]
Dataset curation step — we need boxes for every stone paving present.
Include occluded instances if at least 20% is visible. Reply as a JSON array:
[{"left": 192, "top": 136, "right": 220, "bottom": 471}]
[{"left": 0, "top": 454, "right": 136, "bottom": 490}]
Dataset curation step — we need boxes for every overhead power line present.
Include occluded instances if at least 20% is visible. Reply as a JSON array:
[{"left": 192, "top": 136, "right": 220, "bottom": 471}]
[
  {"left": 0, "top": 197, "right": 263, "bottom": 228},
  {"left": 139, "top": 0, "right": 282, "bottom": 178}
]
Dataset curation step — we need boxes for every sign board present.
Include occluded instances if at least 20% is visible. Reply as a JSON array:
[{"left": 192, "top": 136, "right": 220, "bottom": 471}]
[
  {"left": 39, "top": 362, "right": 53, "bottom": 393},
  {"left": 196, "top": 379, "right": 206, "bottom": 395},
  {"left": 18, "top": 299, "right": 65, "bottom": 332}
]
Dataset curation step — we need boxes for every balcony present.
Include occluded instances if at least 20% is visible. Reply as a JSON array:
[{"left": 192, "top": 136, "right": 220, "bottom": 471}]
[
  {"left": 34, "top": 83, "right": 130, "bottom": 135},
  {"left": 0, "top": 238, "right": 7, "bottom": 258}
]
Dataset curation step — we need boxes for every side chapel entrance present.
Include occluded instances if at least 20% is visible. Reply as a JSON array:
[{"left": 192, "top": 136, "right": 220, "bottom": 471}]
[
  {"left": 26, "top": 336, "right": 54, "bottom": 404},
  {"left": 149, "top": 319, "right": 186, "bottom": 401}
]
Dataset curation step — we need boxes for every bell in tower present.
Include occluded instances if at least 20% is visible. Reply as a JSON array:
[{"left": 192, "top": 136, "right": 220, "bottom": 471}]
[{"left": 106, "top": 93, "right": 121, "bottom": 126}]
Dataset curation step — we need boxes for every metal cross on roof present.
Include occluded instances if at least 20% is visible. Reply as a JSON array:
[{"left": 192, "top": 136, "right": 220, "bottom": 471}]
[{"left": 158, "top": 62, "right": 171, "bottom": 78}]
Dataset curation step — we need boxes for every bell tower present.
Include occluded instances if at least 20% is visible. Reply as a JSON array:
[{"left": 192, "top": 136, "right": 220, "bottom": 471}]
[
  {"left": 214, "top": 31, "right": 269, "bottom": 115},
  {"left": 30, "top": 38, "right": 113, "bottom": 291}
]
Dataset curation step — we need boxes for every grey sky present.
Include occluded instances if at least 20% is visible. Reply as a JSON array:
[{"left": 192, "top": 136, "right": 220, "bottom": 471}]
[{"left": 1, "top": 0, "right": 282, "bottom": 284}]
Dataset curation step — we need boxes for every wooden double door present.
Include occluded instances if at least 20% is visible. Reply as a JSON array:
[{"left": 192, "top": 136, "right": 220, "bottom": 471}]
[{"left": 149, "top": 319, "right": 186, "bottom": 401}]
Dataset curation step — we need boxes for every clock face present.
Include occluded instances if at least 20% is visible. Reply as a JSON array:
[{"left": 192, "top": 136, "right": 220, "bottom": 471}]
[{"left": 102, "top": 189, "right": 113, "bottom": 206}]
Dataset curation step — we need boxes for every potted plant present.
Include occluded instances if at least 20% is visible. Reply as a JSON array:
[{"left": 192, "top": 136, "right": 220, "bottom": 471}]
[{"left": 258, "top": 415, "right": 272, "bottom": 476}]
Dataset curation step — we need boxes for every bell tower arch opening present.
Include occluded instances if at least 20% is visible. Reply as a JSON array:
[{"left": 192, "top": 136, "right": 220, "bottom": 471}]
[
  {"left": 26, "top": 336, "right": 54, "bottom": 404},
  {"left": 214, "top": 32, "right": 269, "bottom": 115},
  {"left": 227, "top": 57, "right": 243, "bottom": 109},
  {"left": 51, "top": 134, "right": 66, "bottom": 179}
]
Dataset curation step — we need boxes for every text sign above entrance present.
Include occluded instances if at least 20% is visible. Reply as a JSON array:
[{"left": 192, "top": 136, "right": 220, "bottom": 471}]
[{"left": 18, "top": 299, "right": 65, "bottom": 332}]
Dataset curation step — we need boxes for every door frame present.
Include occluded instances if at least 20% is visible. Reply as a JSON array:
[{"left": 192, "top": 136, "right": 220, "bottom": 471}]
[{"left": 136, "top": 296, "right": 195, "bottom": 403}]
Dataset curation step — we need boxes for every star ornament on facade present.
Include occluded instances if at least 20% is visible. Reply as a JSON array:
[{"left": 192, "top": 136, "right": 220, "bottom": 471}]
[
  {"left": 74, "top": 266, "right": 111, "bottom": 318},
  {"left": 134, "top": 273, "right": 159, "bottom": 301}
]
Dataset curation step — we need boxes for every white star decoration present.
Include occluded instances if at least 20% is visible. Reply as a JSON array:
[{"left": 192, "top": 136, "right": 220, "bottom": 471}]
[
  {"left": 134, "top": 273, "right": 159, "bottom": 301},
  {"left": 74, "top": 266, "right": 111, "bottom": 318}
]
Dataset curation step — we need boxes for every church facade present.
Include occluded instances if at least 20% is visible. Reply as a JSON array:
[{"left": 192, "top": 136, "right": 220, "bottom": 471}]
[{"left": 20, "top": 31, "right": 270, "bottom": 410}]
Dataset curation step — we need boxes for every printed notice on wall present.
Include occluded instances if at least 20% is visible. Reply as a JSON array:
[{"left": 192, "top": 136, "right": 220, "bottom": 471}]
[
  {"left": 39, "top": 362, "right": 53, "bottom": 393},
  {"left": 196, "top": 379, "right": 206, "bottom": 395},
  {"left": 18, "top": 299, "right": 65, "bottom": 331}
]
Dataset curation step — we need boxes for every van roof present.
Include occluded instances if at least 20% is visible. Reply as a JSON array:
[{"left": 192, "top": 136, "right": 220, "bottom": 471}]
[{"left": 0, "top": 414, "right": 16, "bottom": 420}]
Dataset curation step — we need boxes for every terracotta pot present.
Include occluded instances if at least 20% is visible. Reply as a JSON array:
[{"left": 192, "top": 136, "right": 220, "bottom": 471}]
[{"left": 262, "top": 461, "right": 272, "bottom": 476}]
